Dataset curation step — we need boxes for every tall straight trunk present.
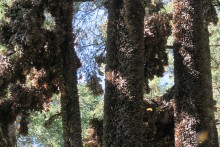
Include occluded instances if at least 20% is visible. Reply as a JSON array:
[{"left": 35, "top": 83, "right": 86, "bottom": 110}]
[
  {"left": 0, "top": 123, "right": 16, "bottom": 147},
  {"left": 0, "top": 123, "right": 11, "bottom": 147},
  {"left": 203, "top": 23, "right": 219, "bottom": 147},
  {"left": 103, "top": 0, "right": 145, "bottom": 146},
  {"left": 58, "top": 1, "right": 83, "bottom": 146},
  {"left": 173, "top": 0, "right": 218, "bottom": 146},
  {"left": 8, "top": 123, "right": 16, "bottom": 146}
]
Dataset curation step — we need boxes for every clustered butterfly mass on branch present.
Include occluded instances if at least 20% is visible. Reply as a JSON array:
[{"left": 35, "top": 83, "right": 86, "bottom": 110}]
[
  {"left": 0, "top": 0, "right": 219, "bottom": 146},
  {"left": 0, "top": 1, "right": 65, "bottom": 144},
  {"left": 0, "top": 0, "right": 172, "bottom": 140}
]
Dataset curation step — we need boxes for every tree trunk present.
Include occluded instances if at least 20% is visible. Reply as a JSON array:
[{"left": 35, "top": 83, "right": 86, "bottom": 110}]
[
  {"left": 202, "top": 21, "right": 219, "bottom": 147},
  {"left": 173, "top": 0, "right": 218, "bottom": 146},
  {"left": 103, "top": 0, "right": 145, "bottom": 146},
  {"left": 58, "top": 1, "right": 83, "bottom": 146},
  {"left": 8, "top": 123, "right": 16, "bottom": 147},
  {"left": 0, "top": 123, "right": 11, "bottom": 147}
]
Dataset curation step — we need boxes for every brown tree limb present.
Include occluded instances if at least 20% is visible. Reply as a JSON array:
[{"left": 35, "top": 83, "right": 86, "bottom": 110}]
[
  {"left": 75, "top": 0, "right": 94, "bottom": 1},
  {"left": 216, "top": 0, "right": 220, "bottom": 7},
  {"left": 0, "top": 85, "right": 52, "bottom": 124},
  {"left": 44, "top": 112, "right": 61, "bottom": 128},
  {"left": 165, "top": 45, "right": 220, "bottom": 49}
]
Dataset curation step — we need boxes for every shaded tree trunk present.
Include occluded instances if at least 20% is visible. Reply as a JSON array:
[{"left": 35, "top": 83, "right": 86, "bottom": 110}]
[
  {"left": 103, "top": 0, "right": 145, "bottom": 146},
  {"left": 86, "top": 92, "right": 175, "bottom": 147},
  {"left": 8, "top": 123, "right": 16, "bottom": 147},
  {"left": 202, "top": 20, "right": 219, "bottom": 147},
  {"left": 0, "top": 123, "right": 16, "bottom": 147},
  {"left": 57, "top": 1, "right": 83, "bottom": 146},
  {"left": 173, "top": 0, "right": 218, "bottom": 146},
  {"left": 0, "top": 123, "right": 11, "bottom": 147}
]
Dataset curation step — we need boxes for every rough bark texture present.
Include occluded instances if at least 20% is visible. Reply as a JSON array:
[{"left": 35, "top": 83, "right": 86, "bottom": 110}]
[
  {"left": 173, "top": 0, "right": 218, "bottom": 146},
  {"left": 58, "top": 1, "right": 83, "bottom": 146},
  {"left": 202, "top": 1, "right": 219, "bottom": 145},
  {"left": 87, "top": 97, "right": 175, "bottom": 147},
  {"left": 0, "top": 123, "right": 11, "bottom": 147},
  {"left": 142, "top": 99, "right": 174, "bottom": 147},
  {"left": 103, "top": 1, "right": 145, "bottom": 146},
  {"left": 84, "top": 118, "right": 103, "bottom": 147},
  {"left": 203, "top": 23, "right": 219, "bottom": 147},
  {"left": 8, "top": 123, "right": 16, "bottom": 147}
]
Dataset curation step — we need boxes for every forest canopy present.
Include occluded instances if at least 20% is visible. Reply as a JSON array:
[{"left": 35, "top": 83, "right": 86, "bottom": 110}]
[{"left": 0, "top": 0, "right": 220, "bottom": 147}]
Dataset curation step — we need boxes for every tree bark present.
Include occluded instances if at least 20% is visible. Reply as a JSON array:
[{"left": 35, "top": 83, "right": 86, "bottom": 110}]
[
  {"left": 58, "top": 1, "right": 83, "bottom": 146},
  {"left": 0, "top": 123, "right": 11, "bottom": 147},
  {"left": 173, "top": 0, "right": 218, "bottom": 146},
  {"left": 103, "top": 0, "right": 145, "bottom": 146},
  {"left": 8, "top": 123, "right": 16, "bottom": 147},
  {"left": 202, "top": 20, "right": 219, "bottom": 147}
]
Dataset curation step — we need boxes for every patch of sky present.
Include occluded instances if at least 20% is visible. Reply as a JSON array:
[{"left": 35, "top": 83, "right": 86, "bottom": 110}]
[
  {"left": 17, "top": 136, "right": 44, "bottom": 147},
  {"left": 73, "top": 2, "right": 107, "bottom": 84},
  {"left": 73, "top": 1, "right": 174, "bottom": 91},
  {"left": 163, "top": 0, "right": 171, "bottom": 4}
]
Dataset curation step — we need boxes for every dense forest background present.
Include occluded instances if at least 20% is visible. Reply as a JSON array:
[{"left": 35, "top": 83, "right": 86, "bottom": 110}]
[{"left": 0, "top": 0, "right": 219, "bottom": 146}]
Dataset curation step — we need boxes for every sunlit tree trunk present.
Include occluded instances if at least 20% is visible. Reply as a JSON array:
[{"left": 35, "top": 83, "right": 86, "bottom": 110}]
[
  {"left": 173, "top": 0, "right": 218, "bottom": 146},
  {"left": 103, "top": 0, "right": 145, "bottom": 146},
  {"left": 58, "top": 1, "right": 83, "bottom": 146}
]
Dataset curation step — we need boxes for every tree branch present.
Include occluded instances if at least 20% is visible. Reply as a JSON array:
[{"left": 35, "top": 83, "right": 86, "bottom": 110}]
[
  {"left": 44, "top": 112, "right": 61, "bottom": 128},
  {"left": 216, "top": 0, "right": 220, "bottom": 7},
  {"left": 75, "top": 0, "right": 94, "bottom": 2},
  {"left": 165, "top": 45, "right": 220, "bottom": 49}
]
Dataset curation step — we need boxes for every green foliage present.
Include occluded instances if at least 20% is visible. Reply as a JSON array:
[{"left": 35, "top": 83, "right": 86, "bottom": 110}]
[
  {"left": 42, "top": 11, "right": 55, "bottom": 30},
  {"left": 145, "top": 50, "right": 174, "bottom": 98},
  {"left": 0, "top": 0, "right": 12, "bottom": 19},
  {"left": 17, "top": 95, "right": 63, "bottom": 147},
  {"left": 78, "top": 84, "right": 103, "bottom": 138},
  {"left": 0, "top": 0, "right": 219, "bottom": 146},
  {"left": 209, "top": 12, "right": 220, "bottom": 143},
  {"left": 17, "top": 84, "right": 104, "bottom": 146},
  {"left": 163, "top": 1, "right": 172, "bottom": 13},
  {"left": 0, "top": 0, "right": 11, "bottom": 52}
]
